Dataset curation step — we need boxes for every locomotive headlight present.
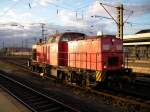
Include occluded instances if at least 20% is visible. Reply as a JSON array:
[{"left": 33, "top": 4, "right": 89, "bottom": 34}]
[
  {"left": 112, "top": 38, "right": 115, "bottom": 42},
  {"left": 104, "top": 65, "right": 107, "bottom": 69}
]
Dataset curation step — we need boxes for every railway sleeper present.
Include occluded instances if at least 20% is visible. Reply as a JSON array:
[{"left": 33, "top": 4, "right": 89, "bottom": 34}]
[
  {"left": 33, "top": 103, "right": 55, "bottom": 110},
  {"left": 38, "top": 106, "right": 62, "bottom": 112},
  {"left": 30, "top": 100, "right": 50, "bottom": 107},
  {"left": 24, "top": 97, "right": 45, "bottom": 103}
]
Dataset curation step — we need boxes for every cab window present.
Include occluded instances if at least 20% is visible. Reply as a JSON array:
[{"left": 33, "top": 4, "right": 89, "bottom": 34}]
[
  {"left": 60, "top": 33, "right": 85, "bottom": 42},
  {"left": 48, "top": 36, "right": 56, "bottom": 43},
  {"left": 60, "top": 35, "right": 69, "bottom": 42}
]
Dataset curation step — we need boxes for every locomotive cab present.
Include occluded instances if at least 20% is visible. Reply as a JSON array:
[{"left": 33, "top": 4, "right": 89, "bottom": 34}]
[
  {"left": 97, "top": 36, "right": 133, "bottom": 88},
  {"left": 47, "top": 32, "right": 86, "bottom": 42},
  {"left": 47, "top": 32, "right": 86, "bottom": 66}
]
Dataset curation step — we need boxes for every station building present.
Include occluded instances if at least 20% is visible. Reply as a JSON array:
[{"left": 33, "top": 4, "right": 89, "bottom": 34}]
[{"left": 123, "top": 29, "right": 150, "bottom": 59}]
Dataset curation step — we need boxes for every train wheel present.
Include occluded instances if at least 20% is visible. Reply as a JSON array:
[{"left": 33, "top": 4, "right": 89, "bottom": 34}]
[
  {"left": 38, "top": 67, "right": 42, "bottom": 73},
  {"left": 31, "top": 66, "right": 35, "bottom": 72},
  {"left": 85, "top": 74, "right": 90, "bottom": 87},
  {"left": 57, "top": 72, "right": 62, "bottom": 80},
  {"left": 30, "top": 66, "right": 33, "bottom": 71},
  {"left": 35, "top": 66, "right": 38, "bottom": 72},
  {"left": 57, "top": 71, "right": 66, "bottom": 83},
  {"left": 70, "top": 71, "right": 77, "bottom": 85},
  {"left": 63, "top": 73, "right": 68, "bottom": 84},
  {"left": 66, "top": 72, "right": 71, "bottom": 84},
  {"left": 43, "top": 67, "right": 46, "bottom": 74},
  {"left": 111, "top": 80, "right": 123, "bottom": 90}
]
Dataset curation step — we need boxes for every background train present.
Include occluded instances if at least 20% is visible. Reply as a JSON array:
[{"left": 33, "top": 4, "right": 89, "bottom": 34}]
[{"left": 28, "top": 32, "right": 133, "bottom": 88}]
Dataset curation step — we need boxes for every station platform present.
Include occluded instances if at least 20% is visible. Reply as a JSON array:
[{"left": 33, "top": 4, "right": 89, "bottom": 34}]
[
  {"left": 0, "top": 86, "right": 31, "bottom": 112},
  {"left": 125, "top": 59, "right": 150, "bottom": 75}
]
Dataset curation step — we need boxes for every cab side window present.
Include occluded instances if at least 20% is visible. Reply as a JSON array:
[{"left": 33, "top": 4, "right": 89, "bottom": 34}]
[
  {"left": 60, "top": 36, "right": 69, "bottom": 42},
  {"left": 48, "top": 36, "right": 56, "bottom": 43}
]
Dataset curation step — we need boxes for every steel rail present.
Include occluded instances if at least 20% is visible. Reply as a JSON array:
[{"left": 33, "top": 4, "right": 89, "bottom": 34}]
[{"left": 0, "top": 73, "right": 80, "bottom": 112}]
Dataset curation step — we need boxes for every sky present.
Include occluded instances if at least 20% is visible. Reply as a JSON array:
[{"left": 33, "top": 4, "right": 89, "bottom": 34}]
[{"left": 0, "top": 0, "right": 150, "bottom": 48}]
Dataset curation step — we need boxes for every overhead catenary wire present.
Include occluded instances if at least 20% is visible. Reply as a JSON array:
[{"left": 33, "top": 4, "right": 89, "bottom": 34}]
[
  {"left": 33, "top": 0, "right": 74, "bottom": 11},
  {"left": 32, "top": 0, "right": 82, "bottom": 19},
  {"left": 99, "top": 2, "right": 133, "bottom": 12},
  {"left": 32, "top": 0, "right": 92, "bottom": 19},
  {"left": 28, "top": 0, "right": 32, "bottom": 9},
  {"left": 0, "top": 0, "right": 22, "bottom": 17},
  {"left": 75, "top": 3, "right": 91, "bottom": 11},
  {"left": 124, "top": 11, "right": 133, "bottom": 24},
  {"left": 100, "top": 3, "right": 118, "bottom": 24},
  {"left": 98, "top": 3, "right": 146, "bottom": 26},
  {"left": 99, "top": 2, "right": 135, "bottom": 24},
  {"left": 126, "top": 22, "right": 150, "bottom": 26}
]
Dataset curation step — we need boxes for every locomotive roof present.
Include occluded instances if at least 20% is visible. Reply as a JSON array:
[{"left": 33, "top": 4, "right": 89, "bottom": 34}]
[
  {"left": 85, "top": 35, "right": 116, "bottom": 39},
  {"left": 36, "top": 33, "right": 117, "bottom": 44},
  {"left": 47, "top": 32, "right": 86, "bottom": 42},
  {"left": 48, "top": 32, "right": 86, "bottom": 37}
]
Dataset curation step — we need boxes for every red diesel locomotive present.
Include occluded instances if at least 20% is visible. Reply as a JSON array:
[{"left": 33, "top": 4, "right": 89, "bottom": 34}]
[{"left": 29, "top": 32, "right": 132, "bottom": 87}]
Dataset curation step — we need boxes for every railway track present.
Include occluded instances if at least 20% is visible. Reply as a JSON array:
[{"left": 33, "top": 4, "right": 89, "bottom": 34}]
[
  {"left": 0, "top": 73, "right": 80, "bottom": 112},
  {"left": 3, "top": 56, "right": 150, "bottom": 99},
  {"left": 0, "top": 56, "right": 150, "bottom": 112}
]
